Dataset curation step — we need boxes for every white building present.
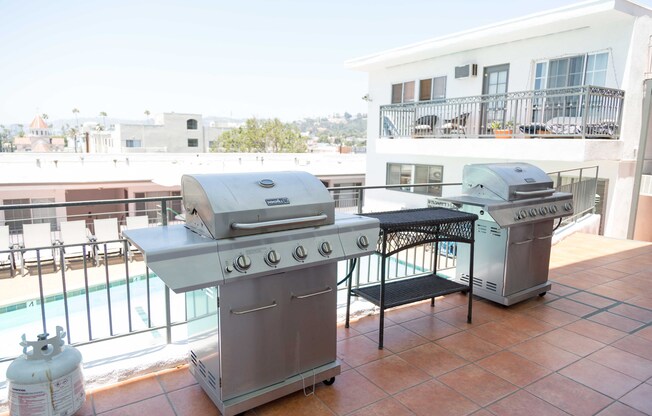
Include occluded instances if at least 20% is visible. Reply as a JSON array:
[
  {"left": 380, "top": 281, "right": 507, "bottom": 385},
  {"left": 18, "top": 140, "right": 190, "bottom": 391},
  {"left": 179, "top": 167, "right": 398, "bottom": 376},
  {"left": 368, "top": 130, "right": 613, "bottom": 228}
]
[
  {"left": 89, "top": 113, "right": 237, "bottom": 153},
  {"left": 347, "top": 0, "right": 652, "bottom": 240},
  {"left": 0, "top": 152, "right": 366, "bottom": 234}
]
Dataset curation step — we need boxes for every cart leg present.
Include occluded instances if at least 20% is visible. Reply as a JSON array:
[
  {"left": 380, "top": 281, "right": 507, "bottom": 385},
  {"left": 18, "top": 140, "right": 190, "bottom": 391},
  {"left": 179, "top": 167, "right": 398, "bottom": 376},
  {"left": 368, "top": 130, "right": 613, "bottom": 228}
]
[{"left": 431, "top": 297, "right": 435, "bottom": 307}]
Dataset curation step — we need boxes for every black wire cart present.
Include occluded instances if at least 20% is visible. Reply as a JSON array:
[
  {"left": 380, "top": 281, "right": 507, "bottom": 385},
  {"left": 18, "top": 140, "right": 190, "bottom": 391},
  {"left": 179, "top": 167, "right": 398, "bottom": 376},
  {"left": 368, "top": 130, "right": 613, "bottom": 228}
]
[{"left": 345, "top": 207, "right": 478, "bottom": 349}]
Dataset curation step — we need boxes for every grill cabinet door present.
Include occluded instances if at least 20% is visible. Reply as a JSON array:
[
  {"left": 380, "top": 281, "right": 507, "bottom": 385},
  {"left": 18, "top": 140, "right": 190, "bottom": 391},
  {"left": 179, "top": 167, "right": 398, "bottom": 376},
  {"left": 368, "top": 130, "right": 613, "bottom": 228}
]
[
  {"left": 285, "top": 264, "right": 337, "bottom": 376},
  {"left": 219, "top": 274, "right": 287, "bottom": 400}
]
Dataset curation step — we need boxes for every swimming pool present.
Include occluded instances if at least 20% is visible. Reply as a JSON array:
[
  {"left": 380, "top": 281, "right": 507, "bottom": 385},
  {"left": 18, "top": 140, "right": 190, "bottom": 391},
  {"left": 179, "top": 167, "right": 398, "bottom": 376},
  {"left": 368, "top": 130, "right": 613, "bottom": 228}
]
[{"left": 0, "top": 274, "right": 187, "bottom": 360}]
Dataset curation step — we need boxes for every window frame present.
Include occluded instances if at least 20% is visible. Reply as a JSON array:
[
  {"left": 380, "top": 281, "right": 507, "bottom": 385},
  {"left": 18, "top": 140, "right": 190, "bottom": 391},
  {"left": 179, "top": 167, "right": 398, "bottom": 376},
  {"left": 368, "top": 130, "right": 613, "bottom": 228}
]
[
  {"left": 419, "top": 76, "right": 447, "bottom": 102},
  {"left": 386, "top": 163, "right": 443, "bottom": 196},
  {"left": 187, "top": 138, "right": 199, "bottom": 147},
  {"left": 391, "top": 81, "right": 415, "bottom": 104},
  {"left": 186, "top": 119, "right": 198, "bottom": 130}
]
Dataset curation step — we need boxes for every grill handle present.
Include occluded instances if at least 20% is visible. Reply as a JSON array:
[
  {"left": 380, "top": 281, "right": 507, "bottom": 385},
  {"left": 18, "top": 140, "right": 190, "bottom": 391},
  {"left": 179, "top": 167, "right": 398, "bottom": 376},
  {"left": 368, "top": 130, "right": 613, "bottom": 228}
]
[
  {"left": 292, "top": 286, "right": 332, "bottom": 300},
  {"left": 512, "top": 189, "right": 555, "bottom": 198},
  {"left": 231, "top": 214, "right": 328, "bottom": 230},
  {"left": 231, "top": 301, "right": 277, "bottom": 315}
]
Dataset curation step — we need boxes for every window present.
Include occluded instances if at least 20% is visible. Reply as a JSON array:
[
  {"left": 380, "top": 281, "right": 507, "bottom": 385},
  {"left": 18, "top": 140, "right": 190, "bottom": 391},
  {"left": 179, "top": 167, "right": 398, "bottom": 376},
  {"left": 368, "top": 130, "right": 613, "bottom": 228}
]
[
  {"left": 386, "top": 163, "right": 443, "bottom": 196},
  {"left": 533, "top": 52, "right": 609, "bottom": 120},
  {"left": 125, "top": 139, "right": 141, "bottom": 148},
  {"left": 3, "top": 198, "right": 56, "bottom": 233},
  {"left": 187, "top": 138, "right": 199, "bottom": 147},
  {"left": 186, "top": 119, "right": 198, "bottom": 130},
  {"left": 419, "top": 76, "right": 447, "bottom": 101},
  {"left": 585, "top": 53, "right": 608, "bottom": 86},
  {"left": 3, "top": 198, "right": 30, "bottom": 234},
  {"left": 391, "top": 81, "right": 415, "bottom": 104}
]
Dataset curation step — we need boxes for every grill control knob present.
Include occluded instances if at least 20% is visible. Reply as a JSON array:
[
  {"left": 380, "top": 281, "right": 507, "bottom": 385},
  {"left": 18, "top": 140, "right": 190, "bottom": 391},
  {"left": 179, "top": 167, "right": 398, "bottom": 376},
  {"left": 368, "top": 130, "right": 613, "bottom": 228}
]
[
  {"left": 234, "top": 255, "right": 252, "bottom": 272},
  {"left": 529, "top": 208, "right": 538, "bottom": 217},
  {"left": 293, "top": 245, "right": 308, "bottom": 261},
  {"left": 539, "top": 206, "right": 549, "bottom": 215},
  {"left": 549, "top": 205, "right": 558, "bottom": 214},
  {"left": 357, "top": 235, "right": 370, "bottom": 250},
  {"left": 318, "top": 241, "right": 333, "bottom": 257},
  {"left": 517, "top": 209, "right": 528, "bottom": 220},
  {"left": 265, "top": 250, "right": 281, "bottom": 266},
  {"left": 564, "top": 202, "right": 573, "bottom": 211}
]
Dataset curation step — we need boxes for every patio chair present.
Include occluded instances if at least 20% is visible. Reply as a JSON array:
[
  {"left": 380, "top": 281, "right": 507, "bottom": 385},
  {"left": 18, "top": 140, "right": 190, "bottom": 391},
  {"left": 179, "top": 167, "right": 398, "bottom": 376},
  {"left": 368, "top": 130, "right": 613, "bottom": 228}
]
[
  {"left": 442, "top": 112, "right": 469, "bottom": 135},
  {"left": 0, "top": 225, "right": 17, "bottom": 276},
  {"left": 21, "top": 223, "right": 57, "bottom": 275},
  {"left": 382, "top": 116, "right": 399, "bottom": 138},
  {"left": 58, "top": 220, "right": 93, "bottom": 269},
  {"left": 123, "top": 216, "right": 149, "bottom": 261},
  {"left": 93, "top": 218, "right": 124, "bottom": 265},
  {"left": 413, "top": 115, "right": 438, "bottom": 137}
]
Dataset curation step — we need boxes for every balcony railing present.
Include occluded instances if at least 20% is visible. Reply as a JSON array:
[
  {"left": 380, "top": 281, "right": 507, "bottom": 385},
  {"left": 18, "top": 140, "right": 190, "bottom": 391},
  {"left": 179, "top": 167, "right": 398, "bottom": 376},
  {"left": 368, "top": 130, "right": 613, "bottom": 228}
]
[
  {"left": 0, "top": 170, "right": 598, "bottom": 362},
  {"left": 380, "top": 85, "right": 624, "bottom": 139}
]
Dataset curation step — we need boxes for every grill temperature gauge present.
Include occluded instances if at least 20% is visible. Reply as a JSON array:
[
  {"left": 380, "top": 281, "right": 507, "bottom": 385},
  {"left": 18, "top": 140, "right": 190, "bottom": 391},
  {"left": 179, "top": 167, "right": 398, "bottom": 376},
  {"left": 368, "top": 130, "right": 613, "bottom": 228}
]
[
  {"left": 357, "top": 235, "right": 370, "bottom": 249},
  {"left": 293, "top": 245, "right": 308, "bottom": 261}
]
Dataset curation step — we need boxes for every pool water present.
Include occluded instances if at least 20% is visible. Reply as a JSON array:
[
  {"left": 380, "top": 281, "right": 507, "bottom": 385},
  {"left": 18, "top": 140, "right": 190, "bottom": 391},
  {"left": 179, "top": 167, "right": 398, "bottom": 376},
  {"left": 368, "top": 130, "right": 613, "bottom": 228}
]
[{"left": 0, "top": 274, "right": 187, "bottom": 360}]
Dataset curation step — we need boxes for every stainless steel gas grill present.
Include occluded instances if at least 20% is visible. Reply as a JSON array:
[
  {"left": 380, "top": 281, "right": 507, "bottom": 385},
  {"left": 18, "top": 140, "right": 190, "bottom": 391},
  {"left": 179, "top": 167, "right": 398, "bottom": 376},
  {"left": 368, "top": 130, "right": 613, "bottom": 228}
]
[
  {"left": 443, "top": 163, "right": 574, "bottom": 306},
  {"left": 123, "top": 171, "right": 379, "bottom": 416}
]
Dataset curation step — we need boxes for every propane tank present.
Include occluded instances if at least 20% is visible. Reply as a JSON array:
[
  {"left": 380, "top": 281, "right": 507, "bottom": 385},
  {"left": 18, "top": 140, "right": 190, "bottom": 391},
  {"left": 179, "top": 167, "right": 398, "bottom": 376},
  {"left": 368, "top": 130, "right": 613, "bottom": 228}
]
[{"left": 6, "top": 326, "right": 85, "bottom": 416}]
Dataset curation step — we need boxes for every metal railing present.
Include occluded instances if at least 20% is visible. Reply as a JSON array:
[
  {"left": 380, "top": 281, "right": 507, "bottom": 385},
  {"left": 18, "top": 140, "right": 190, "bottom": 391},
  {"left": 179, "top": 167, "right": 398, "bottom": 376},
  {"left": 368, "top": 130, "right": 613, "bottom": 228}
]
[
  {"left": 0, "top": 176, "right": 597, "bottom": 362},
  {"left": 380, "top": 85, "right": 624, "bottom": 139},
  {"left": 548, "top": 165, "right": 601, "bottom": 226}
]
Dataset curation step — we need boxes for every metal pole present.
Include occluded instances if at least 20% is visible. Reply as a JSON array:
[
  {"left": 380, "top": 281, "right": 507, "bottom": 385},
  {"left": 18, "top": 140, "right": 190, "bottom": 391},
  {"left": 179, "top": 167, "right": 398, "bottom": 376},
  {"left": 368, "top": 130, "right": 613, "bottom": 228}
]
[{"left": 165, "top": 286, "right": 172, "bottom": 344}]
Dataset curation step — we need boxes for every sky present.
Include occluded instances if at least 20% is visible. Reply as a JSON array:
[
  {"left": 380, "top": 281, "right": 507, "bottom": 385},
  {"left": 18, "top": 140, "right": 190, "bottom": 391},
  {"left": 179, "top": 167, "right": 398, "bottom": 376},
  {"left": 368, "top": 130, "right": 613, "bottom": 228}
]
[{"left": 1, "top": 0, "right": 651, "bottom": 125}]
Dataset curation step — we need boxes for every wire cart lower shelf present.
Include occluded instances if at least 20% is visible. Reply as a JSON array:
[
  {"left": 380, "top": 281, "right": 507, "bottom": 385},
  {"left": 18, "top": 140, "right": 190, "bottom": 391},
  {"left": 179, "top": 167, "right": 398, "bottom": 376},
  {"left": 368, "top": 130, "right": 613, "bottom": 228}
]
[{"left": 351, "top": 273, "right": 468, "bottom": 309}]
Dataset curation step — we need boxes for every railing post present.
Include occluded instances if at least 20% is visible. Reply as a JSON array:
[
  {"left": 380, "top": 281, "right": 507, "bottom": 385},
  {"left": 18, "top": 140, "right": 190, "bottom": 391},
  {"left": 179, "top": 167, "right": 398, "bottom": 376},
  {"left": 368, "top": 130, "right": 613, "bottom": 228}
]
[
  {"left": 357, "top": 189, "right": 364, "bottom": 214},
  {"left": 581, "top": 86, "right": 591, "bottom": 139},
  {"left": 161, "top": 200, "right": 168, "bottom": 226}
]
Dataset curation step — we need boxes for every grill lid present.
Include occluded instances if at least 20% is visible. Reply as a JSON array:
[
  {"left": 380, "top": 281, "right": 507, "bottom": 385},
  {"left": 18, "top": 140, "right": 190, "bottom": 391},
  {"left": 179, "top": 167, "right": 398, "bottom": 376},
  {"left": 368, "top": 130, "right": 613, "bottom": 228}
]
[
  {"left": 182, "top": 171, "right": 335, "bottom": 239},
  {"left": 462, "top": 163, "right": 554, "bottom": 201}
]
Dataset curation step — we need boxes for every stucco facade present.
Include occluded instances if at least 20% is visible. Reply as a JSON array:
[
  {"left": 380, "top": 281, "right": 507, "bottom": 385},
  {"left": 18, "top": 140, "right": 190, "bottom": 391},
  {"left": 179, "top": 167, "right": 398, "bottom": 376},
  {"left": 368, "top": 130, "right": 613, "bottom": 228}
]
[{"left": 347, "top": 0, "right": 652, "bottom": 239}]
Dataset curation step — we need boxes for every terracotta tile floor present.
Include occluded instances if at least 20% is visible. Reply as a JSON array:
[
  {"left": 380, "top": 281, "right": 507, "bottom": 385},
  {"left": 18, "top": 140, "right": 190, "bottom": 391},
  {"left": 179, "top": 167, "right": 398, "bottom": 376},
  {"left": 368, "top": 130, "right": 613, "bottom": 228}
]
[{"left": 5, "top": 233, "right": 652, "bottom": 415}]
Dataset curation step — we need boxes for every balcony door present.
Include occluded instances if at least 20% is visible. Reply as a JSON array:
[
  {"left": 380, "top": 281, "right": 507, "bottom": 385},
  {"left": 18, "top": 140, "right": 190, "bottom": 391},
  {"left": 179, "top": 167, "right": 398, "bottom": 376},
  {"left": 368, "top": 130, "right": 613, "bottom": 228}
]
[{"left": 481, "top": 64, "right": 509, "bottom": 133}]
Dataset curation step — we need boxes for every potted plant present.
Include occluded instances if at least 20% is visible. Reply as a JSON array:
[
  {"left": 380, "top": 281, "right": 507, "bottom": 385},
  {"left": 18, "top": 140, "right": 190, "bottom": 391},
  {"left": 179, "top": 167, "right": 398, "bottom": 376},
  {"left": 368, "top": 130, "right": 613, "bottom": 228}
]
[{"left": 490, "top": 120, "right": 513, "bottom": 139}]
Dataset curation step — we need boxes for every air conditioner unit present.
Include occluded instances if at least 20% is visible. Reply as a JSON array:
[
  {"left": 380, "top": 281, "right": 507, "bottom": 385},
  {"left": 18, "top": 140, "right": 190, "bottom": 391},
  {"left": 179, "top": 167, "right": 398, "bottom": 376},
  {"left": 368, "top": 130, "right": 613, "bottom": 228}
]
[{"left": 455, "top": 64, "right": 478, "bottom": 79}]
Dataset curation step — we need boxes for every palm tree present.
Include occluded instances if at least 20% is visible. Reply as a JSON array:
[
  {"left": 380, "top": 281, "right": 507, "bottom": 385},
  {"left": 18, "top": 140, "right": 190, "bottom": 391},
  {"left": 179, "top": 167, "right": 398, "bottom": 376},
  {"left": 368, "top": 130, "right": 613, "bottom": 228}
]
[
  {"left": 144, "top": 110, "right": 151, "bottom": 125},
  {"left": 99, "top": 111, "right": 107, "bottom": 129},
  {"left": 72, "top": 108, "right": 80, "bottom": 152},
  {"left": 42, "top": 113, "right": 49, "bottom": 120}
]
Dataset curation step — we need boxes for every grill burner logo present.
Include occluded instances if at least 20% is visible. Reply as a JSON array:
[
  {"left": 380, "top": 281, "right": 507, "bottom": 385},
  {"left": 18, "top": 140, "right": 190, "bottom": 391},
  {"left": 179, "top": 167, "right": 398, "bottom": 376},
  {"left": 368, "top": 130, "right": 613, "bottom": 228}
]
[{"left": 266, "top": 197, "right": 290, "bottom": 206}]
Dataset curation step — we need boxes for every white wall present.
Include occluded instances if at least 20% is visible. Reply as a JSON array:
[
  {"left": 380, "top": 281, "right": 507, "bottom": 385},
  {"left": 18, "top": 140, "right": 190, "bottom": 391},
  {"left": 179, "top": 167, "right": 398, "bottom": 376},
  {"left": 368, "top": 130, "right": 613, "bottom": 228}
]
[{"left": 361, "top": 6, "right": 651, "bottom": 238}]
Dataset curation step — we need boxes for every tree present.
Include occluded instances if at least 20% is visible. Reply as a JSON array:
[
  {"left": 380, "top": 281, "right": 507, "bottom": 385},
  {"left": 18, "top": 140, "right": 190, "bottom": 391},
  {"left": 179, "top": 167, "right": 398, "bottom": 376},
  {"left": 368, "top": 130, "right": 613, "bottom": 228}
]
[
  {"left": 344, "top": 112, "right": 352, "bottom": 121},
  {"left": 72, "top": 108, "right": 80, "bottom": 152},
  {"left": 42, "top": 113, "right": 49, "bottom": 120},
  {"left": 214, "top": 118, "right": 307, "bottom": 153}
]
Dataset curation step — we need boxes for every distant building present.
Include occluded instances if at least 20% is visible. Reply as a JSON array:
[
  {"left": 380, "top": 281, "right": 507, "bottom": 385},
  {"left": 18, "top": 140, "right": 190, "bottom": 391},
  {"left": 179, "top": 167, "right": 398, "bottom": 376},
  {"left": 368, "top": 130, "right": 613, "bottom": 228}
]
[
  {"left": 14, "top": 115, "right": 65, "bottom": 152},
  {"left": 88, "top": 113, "right": 238, "bottom": 153}
]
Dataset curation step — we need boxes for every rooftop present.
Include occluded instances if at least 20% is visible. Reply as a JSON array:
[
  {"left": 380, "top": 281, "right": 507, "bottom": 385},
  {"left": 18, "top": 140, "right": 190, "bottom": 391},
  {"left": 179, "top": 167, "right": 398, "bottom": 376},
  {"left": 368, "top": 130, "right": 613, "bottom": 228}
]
[{"left": 4, "top": 232, "right": 649, "bottom": 415}]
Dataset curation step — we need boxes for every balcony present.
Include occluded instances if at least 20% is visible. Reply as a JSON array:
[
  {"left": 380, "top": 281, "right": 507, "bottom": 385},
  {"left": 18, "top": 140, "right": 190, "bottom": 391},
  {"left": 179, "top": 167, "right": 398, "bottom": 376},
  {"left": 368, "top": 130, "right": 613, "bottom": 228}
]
[
  {"left": 380, "top": 85, "right": 624, "bottom": 140},
  {"left": 2, "top": 175, "right": 651, "bottom": 415}
]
